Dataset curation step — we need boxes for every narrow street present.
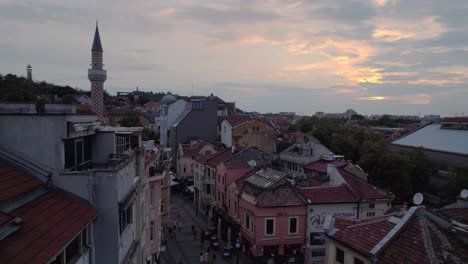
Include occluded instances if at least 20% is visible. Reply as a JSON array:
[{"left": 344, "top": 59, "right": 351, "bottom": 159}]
[{"left": 160, "top": 193, "right": 251, "bottom": 264}]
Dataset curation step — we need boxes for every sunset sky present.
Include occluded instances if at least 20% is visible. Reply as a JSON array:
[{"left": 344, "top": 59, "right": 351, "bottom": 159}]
[{"left": 0, "top": 0, "right": 467, "bottom": 116}]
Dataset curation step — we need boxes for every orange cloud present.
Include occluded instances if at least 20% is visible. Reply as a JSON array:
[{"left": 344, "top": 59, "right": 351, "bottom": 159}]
[
  {"left": 372, "top": 29, "right": 414, "bottom": 42},
  {"left": 371, "top": 17, "right": 445, "bottom": 41},
  {"left": 356, "top": 96, "right": 392, "bottom": 101},
  {"left": 355, "top": 94, "right": 432, "bottom": 105},
  {"left": 153, "top": 8, "right": 175, "bottom": 16}
]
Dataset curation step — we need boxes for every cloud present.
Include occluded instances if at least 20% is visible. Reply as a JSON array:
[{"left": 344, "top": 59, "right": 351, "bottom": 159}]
[
  {"left": 308, "top": 1, "right": 376, "bottom": 23},
  {"left": 177, "top": 5, "right": 280, "bottom": 26}
]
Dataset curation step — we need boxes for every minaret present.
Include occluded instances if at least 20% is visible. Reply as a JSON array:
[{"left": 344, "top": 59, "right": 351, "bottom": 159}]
[
  {"left": 26, "top": 64, "right": 32, "bottom": 81},
  {"left": 88, "top": 21, "right": 107, "bottom": 118}
]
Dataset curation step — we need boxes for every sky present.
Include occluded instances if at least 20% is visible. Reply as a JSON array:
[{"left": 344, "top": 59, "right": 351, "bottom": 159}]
[{"left": 0, "top": 0, "right": 467, "bottom": 116}]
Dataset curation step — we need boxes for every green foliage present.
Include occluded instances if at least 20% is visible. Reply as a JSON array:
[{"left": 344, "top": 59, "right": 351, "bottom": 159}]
[
  {"left": 0, "top": 73, "right": 84, "bottom": 103},
  {"left": 447, "top": 165, "right": 468, "bottom": 200},
  {"left": 357, "top": 115, "right": 419, "bottom": 127},
  {"left": 119, "top": 111, "right": 141, "bottom": 127},
  {"left": 35, "top": 101, "right": 45, "bottom": 113},
  {"left": 142, "top": 128, "right": 159, "bottom": 141}
]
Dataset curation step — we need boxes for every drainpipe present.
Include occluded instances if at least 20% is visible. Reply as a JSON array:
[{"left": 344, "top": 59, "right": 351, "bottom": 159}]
[{"left": 89, "top": 173, "right": 96, "bottom": 264}]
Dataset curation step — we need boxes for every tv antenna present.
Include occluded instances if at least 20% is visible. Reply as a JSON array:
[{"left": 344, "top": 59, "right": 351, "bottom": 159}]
[
  {"left": 413, "top": 193, "right": 424, "bottom": 205},
  {"left": 461, "top": 189, "right": 468, "bottom": 199}
]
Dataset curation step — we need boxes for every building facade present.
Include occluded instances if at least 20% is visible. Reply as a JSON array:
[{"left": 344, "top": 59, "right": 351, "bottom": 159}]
[{"left": 0, "top": 111, "right": 145, "bottom": 264}]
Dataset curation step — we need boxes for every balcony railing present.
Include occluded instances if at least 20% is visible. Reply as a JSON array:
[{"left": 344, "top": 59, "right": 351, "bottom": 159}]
[{"left": 66, "top": 152, "right": 135, "bottom": 172}]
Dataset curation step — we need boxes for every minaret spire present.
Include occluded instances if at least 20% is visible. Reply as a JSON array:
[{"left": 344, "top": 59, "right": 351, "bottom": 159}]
[{"left": 88, "top": 22, "right": 107, "bottom": 118}]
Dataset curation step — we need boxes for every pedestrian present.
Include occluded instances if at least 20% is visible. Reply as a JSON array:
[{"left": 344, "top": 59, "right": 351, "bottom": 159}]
[
  {"left": 204, "top": 250, "right": 209, "bottom": 263},
  {"left": 173, "top": 220, "right": 177, "bottom": 231},
  {"left": 199, "top": 252, "right": 204, "bottom": 264},
  {"left": 191, "top": 225, "right": 195, "bottom": 234},
  {"left": 177, "top": 214, "right": 181, "bottom": 222},
  {"left": 168, "top": 227, "right": 173, "bottom": 238},
  {"left": 178, "top": 220, "right": 182, "bottom": 230}
]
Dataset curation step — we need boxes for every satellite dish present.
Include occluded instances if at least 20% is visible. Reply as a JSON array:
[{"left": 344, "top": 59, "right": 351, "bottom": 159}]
[
  {"left": 461, "top": 189, "right": 468, "bottom": 199},
  {"left": 413, "top": 193, "right": 424, "bottom": 205}
]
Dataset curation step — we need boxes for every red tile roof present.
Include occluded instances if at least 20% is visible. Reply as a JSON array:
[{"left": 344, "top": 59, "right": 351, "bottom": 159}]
[
  {"left": 303, "top": 160, "right": 348, "bottom": 173},
  {"left": 206, "top": 146, "right": 247, "bottom": 167},
  {"left": 329, "top": 208, "right": 468, "bottom": 263},
  {"left": 442, "top": 117, "right": 468, "bottom": 123},
  {"left": 224, "top": 162, "right": 251, "bottom": 170},
  {"left": 181, "top": 140, "right": 216, "bottom": 157},
  {"left": 0, "top": 160, "right": 97, "bottom": 264},
  {"left": 218, "top": 115, "right": 252, "bottom": 127},
  {"left": 299, "top": 185, "right": 358, "bottom": 203},
  {"left": 339, "top": 168, "right": 393, "bottom": 200},
  {"left": 256, "top": 183, "right": 306, "bottom": 207},
  {"left": 330, "top": 214, "right": 400, "bottom": 255},
  {"left": 440, "top": 208, "right": 468, "bottom": 224},
  {"left": 0, "top": 161, "right": 42, "bottom": 204}
]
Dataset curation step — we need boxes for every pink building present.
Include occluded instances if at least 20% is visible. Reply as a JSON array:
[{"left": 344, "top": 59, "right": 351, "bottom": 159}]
[
  {"left": 144, "top": 144, "right": 165, "bottom": 263},
  {"left": 215, "top": 161, "right": 253, "bottom": 210},
  {"left": 231, "top": 168, "right": 307, "bottom": 263}
]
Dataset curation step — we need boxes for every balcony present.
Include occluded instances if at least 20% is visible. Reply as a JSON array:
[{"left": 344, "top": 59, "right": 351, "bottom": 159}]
[{"left": 65, "top": 152, "right": 137, "bottom": 173}]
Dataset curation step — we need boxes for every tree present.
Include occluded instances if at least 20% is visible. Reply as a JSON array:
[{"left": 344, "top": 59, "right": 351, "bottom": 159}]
[
  {"left": 119, "top": 111, "right": 141, "bottom": 127},
  {"left": 447, "top": 165, "right": 468, "bottom": 200}
]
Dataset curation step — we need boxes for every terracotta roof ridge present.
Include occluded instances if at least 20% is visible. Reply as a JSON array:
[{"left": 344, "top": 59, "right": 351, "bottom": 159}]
[{"left": 369, "top": 206, "right": 422, "bottom": 256}]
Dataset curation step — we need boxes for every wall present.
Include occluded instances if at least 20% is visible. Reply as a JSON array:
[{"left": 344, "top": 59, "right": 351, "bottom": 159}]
[
  {"left": 389, "top": 144, "right": 468, "bottom": 170},
  {"left": 232, "top": 120, "right": 271, "bottom": 146},
  {"left": 93, "top": 170, "right": 120, "bottom": 264},
  {"left": 0, "top": 115, "right": 67, "bottom": 172},
  {"left": 160, "top": 100, "right": 188, "bottom": 146},
  {"left": 239, "top": 198, "right": 306, "bottom": 257},
  {"left": 175, "top": 99, "right": 218, "bottom": 146},
  {"left": 239, "top": 133, "right": 276, "bottom": 154},
  {"left": 221, "top": 120, "right": 233, "bottom": 147},
  {"left": 358, "top": 201, "right": 390, "bottom": 219},
  {"left": 306, "top": 203, "right": 357, "bottom": 264},
  {"left": 93, "top": 132, "right": 115, "bottom": 163},
  {"left": 325, "top": 239, "right": 369, "bottom": 264}
]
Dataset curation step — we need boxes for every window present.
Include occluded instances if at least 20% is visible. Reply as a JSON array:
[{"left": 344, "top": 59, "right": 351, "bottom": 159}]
[
  {"left": 119, "top": 202, "right": 133, "bottom": 233},
  {"left": 228, "top": 199, "right": 231, "bottom": 209},
  {"left": 222, "top": 176, "right": 224, "bottom": 185},
  {"left": 245, "top": 213, "right": 250, "bottom": 230},
  {"left": 265, "top": 218, "right": 275, "bottom": 235},
  {"left": 149, "top": 166, "right": 155, "bottom": 177},
  {"left": 192, "top": 101, "right": 204, "bottom": 110},
  {"left": 160, "top": 178, "right": 165, "bottom": 187},
  {"left": 183, "top": 166, "right": 186, "bottom": 173},
  {"left": 336, "top": 247, "right": 344, "bottom": 264},
  {"left": 150, "top": 221, "right": 154, "bottom": 241},
  {"left": 160, "top": 201, "right": 165, "bottom": 214},
  {"left": 150, "top": 186, "right": 154, "bottom": 205},
  {"left": 289, "top": 217, "right": 298, "bottom": 234},
  {"left": 354, "top": 257, "right": 364, "bottom": 264},
  {"left": 234, "top": 201, "right": 237, "bottom": 213},
  {"left": 367, "top": 212, "right": 376, "bottom": 217},
  {"left": 369, "top": 203, "right": 375, "bottom": 209},
  {"left": 116, "top": 134, "right": 131, "bottom": 155},
  {"left": 64, "top": 136, "right": 92, "bottom": 170}
]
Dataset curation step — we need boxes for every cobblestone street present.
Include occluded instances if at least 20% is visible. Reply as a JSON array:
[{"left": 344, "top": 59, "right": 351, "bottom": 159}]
[{"left": 160, "top": 194, "right": 251, "bottom": 264}]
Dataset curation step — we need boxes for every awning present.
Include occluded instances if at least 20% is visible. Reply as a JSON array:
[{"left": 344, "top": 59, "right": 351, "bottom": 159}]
[{"left": 170, "top": 180, "right": 180, "bottom": 187}]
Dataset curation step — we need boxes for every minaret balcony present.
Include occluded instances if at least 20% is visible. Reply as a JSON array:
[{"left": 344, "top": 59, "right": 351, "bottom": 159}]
[{"left": 88, "top": 69, "right": 107, "bottom": 82}]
